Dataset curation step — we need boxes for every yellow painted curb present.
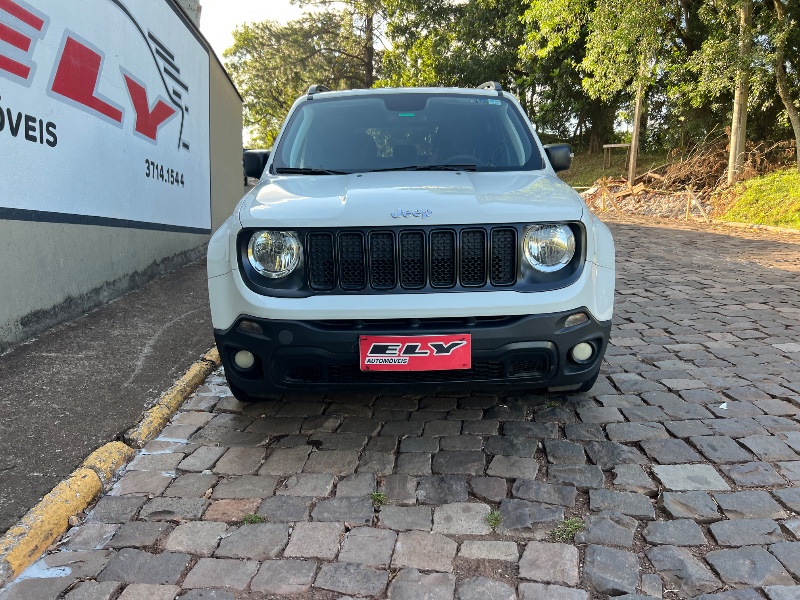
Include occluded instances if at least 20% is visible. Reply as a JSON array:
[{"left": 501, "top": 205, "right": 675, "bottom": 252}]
[
  {"left": 0, "top": 468, "right": 101, "bottom": 583},
  {"left": 124, "top": 348, "right": 221, "bottom": 448},
  {"left": 0, "top": 347, "right": 221, "bottom": 586},
  {"left": 82, "top": 442, "right": 136, "bottom": 485}
]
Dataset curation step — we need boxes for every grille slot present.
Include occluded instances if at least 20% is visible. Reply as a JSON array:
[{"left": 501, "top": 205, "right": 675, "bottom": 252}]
[
  {"left": 339, "top": 232, "right": 366, "bottom": 290},
  {"left": 400, "top": 231, "right": 425, "bottom": 289},
  {"left": 369, "top": 232, "right": 396, "bottom": 289},
  {"left": 460, "top": 229, "right": 487, "bottom": 286},
  {"left": 430, "top": 230, "right": 456, "bottom": 287},
  {"left": 491, "top": 228, "right": 517, "bottom": 285},
  {"left": 307, "top": 233, "right": 335, "bottom": 290}
]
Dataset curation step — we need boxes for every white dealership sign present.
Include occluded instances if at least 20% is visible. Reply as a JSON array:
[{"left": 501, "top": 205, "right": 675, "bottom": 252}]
[{"left": 0, "top": 0, "right": 211, "bottom": 233}]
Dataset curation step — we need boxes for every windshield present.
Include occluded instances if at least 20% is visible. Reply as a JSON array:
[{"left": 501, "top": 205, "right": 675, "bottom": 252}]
[{"left": 271, "top": 92, "right": 543, "bottom": 174}]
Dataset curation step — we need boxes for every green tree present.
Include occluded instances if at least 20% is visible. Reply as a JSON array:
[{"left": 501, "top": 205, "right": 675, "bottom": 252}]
[
  {"left": 381, "top": 0, "right": 523, "bottom": 90},
  {"left": 689, "top": 0, "right": 799, "bottom": 177},
  {"left": 294, "top": 0, "right": 387, "bottom": 87},
  {"left": 769, "top": 0, "right": 800, "bottom": 172},
  {"left": 227, "top": 0, "right": 799, "bottom": 169},
  {"left": 224, "top": 11, "right": 375, "bottom": 146},
  {"left": 523, "top": 0, "right": 669, "bottom": 170},
  {"left": 382, "top": 0, "right": 606, "bottom": 149}
]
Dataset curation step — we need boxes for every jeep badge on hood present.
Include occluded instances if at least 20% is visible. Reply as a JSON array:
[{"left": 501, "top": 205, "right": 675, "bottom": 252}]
[{"left": 391, "top": 208, "right": 433, "bottom": 218}]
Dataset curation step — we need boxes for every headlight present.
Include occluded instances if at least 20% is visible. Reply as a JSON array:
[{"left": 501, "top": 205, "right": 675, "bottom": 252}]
[
  {"left": 248, "top": 230, "right": 301, "bottom": 278},
  {"left": 523, "top": 224, "right": 575, "bottom": 272}
]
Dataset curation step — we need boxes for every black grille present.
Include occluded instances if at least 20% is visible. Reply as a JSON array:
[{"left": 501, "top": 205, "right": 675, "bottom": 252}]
[
  {"left": 400, "top": 231, "right": 425, "bottom": 289},
  {"left": 305, "top": 226, "right": 518, "bottom": 292},
  {"left": 461, "top": 229, "right": 487, "bottom": 286},
  {"left": 491, "top": 229, "right": 517, "bottom": 285},
  {"left": 430, "top": 230, "right": 456, "bottom": 287},
  {"left": 508, "top": 357, "right": 546, "bottom": 377},
  {"left": 308, "top": 233, "right": 335, "bottom": 290},
  {"left": 286, "top": 364, "right": 323, "bottom": 382}
]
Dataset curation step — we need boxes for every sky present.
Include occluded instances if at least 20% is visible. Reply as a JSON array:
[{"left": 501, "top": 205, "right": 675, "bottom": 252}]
[{"left": 199, "top": 0, "right": 303, "bottom": 58}]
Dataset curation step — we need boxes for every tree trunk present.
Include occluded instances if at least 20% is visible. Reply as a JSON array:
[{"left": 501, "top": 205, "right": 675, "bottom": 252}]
[
  {"left": 518, "top": 83, "right": 529, "bottom": 116},
  {"left": 573, "top": 114, "right": 584, "bottom": 141},
  {"left": 588, "top": 131, "right": 601, "bottom": 154},
  {"left": 628, "top": 75, "right": 645, "bottom": 183},
  {"left": 727, "top": 0, "right": 752, "bottom": 185},
  {"left": 364, "top": 12, "right": 374, "bottom": 88},
  {"left": 586, "top": 99, "right": 615, "bottom": 154},
  {"left": 773, "top": 0, "right": 800, "bottom": 173}
]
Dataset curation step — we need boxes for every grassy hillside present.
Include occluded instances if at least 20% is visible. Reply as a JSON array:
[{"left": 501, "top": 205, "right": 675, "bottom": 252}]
[
  {"left": 721, "top": 169, "right": 800, "bottom": 229},
  {"left": 558, "top": 152, "right": 668, "bottom": 188}
]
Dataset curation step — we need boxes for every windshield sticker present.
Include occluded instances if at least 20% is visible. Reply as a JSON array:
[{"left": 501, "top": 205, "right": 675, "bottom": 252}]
[{"left": 488, "top": 99, "right": 502, "bottom": 105}]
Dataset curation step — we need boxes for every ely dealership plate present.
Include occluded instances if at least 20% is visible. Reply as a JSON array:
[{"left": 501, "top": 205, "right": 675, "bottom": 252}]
[{"left": 359, "top": 334, "right": 471, "bottom": 371}]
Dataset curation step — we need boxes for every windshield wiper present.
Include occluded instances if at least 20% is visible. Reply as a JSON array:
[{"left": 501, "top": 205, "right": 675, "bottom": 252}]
[
  {"left": 367, "top": 164, "right": 478, "bottom": 173},
  {"left": 274, "top": 167, "right": 350, "bottom": 175}
]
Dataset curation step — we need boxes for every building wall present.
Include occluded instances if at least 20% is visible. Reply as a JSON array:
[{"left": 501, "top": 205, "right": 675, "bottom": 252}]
[
  {"left": 210, "top": 58, "right": 245, "bottom": 233},
  {"left": 0, "top": 0, "right": 242, "bottom": 353},
  {"left": 0, "top": 223, "right": 208, "bottom": 352}
]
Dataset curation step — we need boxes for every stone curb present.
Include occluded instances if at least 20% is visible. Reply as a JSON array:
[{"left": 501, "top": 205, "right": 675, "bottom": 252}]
[
  {"left": 0, "top": 347, "right": 221, "bottom": 585},
  {"left": 714, "top": 219, "right": 800, "bottom": 236}
]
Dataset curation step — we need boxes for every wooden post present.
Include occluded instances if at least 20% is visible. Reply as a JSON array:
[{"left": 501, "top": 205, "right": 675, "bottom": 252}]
[
  {"left": 628, "top": 56, "right": 647, "bottom": 184},
  {"left": 607, "top": 192, "right": 622, "bottom": 213},
  {"left": 599, "top": 178, "right": 608, "bottom": 212},
  {"left": 689, "top": 188, "right": 710, "bottom": 222}
]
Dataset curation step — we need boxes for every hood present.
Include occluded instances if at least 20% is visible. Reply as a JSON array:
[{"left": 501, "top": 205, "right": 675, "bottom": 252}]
[{"left": 238, "top": 171, "right": 584, "bottom": 229}]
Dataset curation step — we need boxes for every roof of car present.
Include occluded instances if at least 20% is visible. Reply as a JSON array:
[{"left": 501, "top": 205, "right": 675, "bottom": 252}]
[{"left": 304, "top": 86, "right": 507, "bottom": 100}]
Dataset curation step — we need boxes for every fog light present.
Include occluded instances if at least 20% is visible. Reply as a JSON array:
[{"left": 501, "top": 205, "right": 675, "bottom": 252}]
[
  {"left": 234, "top": 350, "right": 255, "bottom": 370},
  {"left": 565, "top": 312, "right": 589, "bottom": 328},
  {"left": 571, "top": 342, "right": 594, "bottom": 362},
  {"left": 237, "top": 320, "right": 263, "bottom": 335}
]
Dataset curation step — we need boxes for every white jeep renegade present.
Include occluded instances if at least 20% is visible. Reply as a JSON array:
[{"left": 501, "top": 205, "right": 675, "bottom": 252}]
[{"left": 207, "top": 83, "right": 615, "bottom": 402}]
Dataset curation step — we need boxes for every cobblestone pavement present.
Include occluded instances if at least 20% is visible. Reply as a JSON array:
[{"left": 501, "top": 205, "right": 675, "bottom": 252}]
[{"left": 3, "top": 216, "right": 800, "bottom": 600}]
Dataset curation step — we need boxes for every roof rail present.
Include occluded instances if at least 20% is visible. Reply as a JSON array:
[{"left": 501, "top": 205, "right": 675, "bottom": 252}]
[
  {"left": 477, "top": 81, "right": 503, "bottom": 92},
  {"left": 307, "top": 84, "right": 331, "bottom": 97}
]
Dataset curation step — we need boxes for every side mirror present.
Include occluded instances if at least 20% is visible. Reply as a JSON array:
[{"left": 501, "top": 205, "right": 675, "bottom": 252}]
[
  {"left": 543, "top": 143, "right": 573, "bottom": 172},
  {"left": 244, "top": 149, "right": 270, "bottom": 179}
]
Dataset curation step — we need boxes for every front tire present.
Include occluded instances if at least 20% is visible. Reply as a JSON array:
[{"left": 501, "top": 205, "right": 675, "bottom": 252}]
[
  {"left": 226, "top": 376, "right": 264, "bottom": 404},
  {"left": 574, "top": 372, "right": 599, "bottom": 394}
]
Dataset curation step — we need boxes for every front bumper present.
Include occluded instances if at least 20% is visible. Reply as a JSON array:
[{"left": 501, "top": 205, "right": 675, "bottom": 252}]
[{"left": 215, "top": 308, "right": 611, "bottom": 397}]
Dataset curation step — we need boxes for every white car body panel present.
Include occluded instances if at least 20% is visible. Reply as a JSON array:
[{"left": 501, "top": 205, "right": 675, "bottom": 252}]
[{"left": 237, "top": 171, "right": 584, "bottom": 230}]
